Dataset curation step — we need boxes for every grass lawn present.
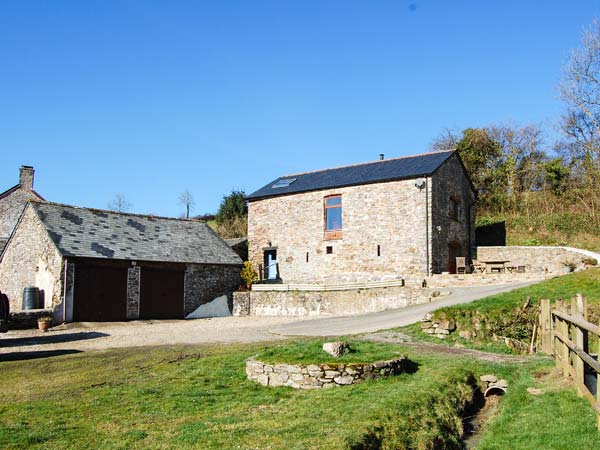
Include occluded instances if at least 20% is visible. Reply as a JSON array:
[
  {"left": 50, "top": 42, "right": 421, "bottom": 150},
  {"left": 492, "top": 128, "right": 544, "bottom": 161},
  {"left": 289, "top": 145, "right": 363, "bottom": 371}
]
[
  {"left": 257, "top": 339, "right": 404, "bottom": 365},
  {"left": 398, "top": 268, "right": 600, "bottom": 354},
  {"left": 1, "top": 340, "right": 599, "bottom": 449}
]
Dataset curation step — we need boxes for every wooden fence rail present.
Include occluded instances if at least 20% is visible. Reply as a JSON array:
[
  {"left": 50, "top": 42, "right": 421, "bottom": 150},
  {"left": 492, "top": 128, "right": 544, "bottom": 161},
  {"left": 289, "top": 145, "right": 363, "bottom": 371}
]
[{"left": 538, "top": 294, "right": 600, "bottom": 430}]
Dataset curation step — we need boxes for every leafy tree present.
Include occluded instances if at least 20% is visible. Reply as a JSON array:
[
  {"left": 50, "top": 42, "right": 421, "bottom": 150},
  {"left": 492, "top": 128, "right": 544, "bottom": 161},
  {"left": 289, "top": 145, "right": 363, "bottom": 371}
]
[
  {"left": 214, "top": 190, "right": 247, "bottom": 238},
  {"left": 543, "top": 158, "right": 570, "bottom": 196},
  {"left": 455, "top": 128, "right": 504, "bottom": 207},
  {"left": 216, "top": 190, "right": 247, "bottom": 224}
]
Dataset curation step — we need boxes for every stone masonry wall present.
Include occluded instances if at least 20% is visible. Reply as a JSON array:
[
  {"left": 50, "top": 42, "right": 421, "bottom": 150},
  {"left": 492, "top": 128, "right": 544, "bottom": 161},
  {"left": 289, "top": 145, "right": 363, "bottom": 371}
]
[
  {"left": 184, "top": 263, "right": 242, "bottom": 315},
  {"left": 476, "top": 246, "right": 600, "bottom": 274},
  {"left": 233, "top": 285, "right": 433, "bottom": 316},
  {"left": 0, "top": 188, "right": 41, "bottom": 239},
  {"left": 0, "top": 205, "right": 63, "bottom": 311},
  {"left": 248, "top": 178, "right": 429, "bottom": 283},
  {"left": 126, "top": 266, "right": 141, "bottom": 319},
  {"left": 248, "top": 155, "right": 475, "bottom": 283},
  {"left": 430, "top": 154, "right": 476, "bottom": 273},
  {"left": 246, "top": 356, "right": 408, "bottom": 389}
]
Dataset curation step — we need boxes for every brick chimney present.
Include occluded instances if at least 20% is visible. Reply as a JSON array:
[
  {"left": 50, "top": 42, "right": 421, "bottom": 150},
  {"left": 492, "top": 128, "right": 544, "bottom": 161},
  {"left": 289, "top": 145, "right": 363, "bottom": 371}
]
[{"left": 19, "top": 166, "right": 34, "bottom": 190}]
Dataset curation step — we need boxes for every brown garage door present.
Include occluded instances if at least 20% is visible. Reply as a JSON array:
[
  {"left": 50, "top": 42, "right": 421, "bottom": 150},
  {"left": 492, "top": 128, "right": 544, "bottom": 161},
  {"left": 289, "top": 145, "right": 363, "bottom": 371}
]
[
  {"left": 140, "top": 267, "right": 184, "bottom": 319},
  {"left": 74, "top": 264, "right": 128, "bottom": 321}
]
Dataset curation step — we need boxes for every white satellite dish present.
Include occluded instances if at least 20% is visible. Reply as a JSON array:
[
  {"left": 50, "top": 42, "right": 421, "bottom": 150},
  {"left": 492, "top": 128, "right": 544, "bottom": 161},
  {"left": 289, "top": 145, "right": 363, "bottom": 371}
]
[{"left": 415, "top": 178, "right": 426, "bottom": 189}]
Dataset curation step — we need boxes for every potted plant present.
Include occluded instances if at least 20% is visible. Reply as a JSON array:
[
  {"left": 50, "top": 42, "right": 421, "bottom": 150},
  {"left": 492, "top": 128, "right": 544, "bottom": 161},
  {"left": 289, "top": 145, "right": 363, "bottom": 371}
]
[{"left": 37, "top": 315, "right": 52, "bottom": 332}]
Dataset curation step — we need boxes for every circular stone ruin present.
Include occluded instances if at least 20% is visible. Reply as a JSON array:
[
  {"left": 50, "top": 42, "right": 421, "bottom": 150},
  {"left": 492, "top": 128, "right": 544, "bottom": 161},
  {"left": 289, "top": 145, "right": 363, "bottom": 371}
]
[{"left": 246, "top": 356, "right": 409, "bottom": 390}]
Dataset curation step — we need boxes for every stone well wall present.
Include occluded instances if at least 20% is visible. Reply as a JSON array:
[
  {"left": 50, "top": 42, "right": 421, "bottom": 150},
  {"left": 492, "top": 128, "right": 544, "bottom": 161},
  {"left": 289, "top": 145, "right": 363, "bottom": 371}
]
[
  {"left": 246, "top": 356, "right": 408, "bottom": 389},
  {"left": 476, "top": 246, "right": 600, "bottom": 275}
]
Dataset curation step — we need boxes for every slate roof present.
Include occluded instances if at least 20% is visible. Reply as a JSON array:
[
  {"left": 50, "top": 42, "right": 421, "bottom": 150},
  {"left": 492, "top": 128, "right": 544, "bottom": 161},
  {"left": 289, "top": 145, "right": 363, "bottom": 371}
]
[
  {"left": 29, "top": 202, "right": 242, "bottom": 265},
  {"left": 247, "top": 150, "right": 455, "bottom": 200}
]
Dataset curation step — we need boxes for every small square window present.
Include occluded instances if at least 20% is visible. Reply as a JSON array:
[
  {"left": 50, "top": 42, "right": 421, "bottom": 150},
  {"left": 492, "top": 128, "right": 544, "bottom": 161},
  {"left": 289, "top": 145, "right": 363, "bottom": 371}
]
[{"left": 326, "top": 246, "right": 333, "bottom": 254}]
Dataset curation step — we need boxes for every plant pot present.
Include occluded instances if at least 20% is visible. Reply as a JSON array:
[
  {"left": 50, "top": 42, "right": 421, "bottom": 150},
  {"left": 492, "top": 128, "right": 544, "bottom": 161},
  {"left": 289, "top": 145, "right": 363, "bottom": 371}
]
[{"left": 38, "top": 319, "right": 51, "bottom": 332}]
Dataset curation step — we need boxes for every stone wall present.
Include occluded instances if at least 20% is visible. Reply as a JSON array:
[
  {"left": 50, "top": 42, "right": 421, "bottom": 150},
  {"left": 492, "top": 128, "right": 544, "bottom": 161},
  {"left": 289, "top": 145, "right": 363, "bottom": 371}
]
[
  {"left": 0, "top": 179, "right": 41, "bottom": 239},
  {"left": 430, "top": 154, "right": 476, "bottom": 273},
  {"left": 246, "top": 356, "right": 408, "bottom": 389},
  {"left": 248, "top": 154, "right": 475, "bottom": 283},
  {"left": 248, "top": 178, "right": 429, "bottom": 283},
  {"left": 233, "top": 285, "right": 433, "bottom": 316},
  {"left": 184, "top": 264, "right": 242, "bottom": 315},
  {"left": 0, "top": 205, "right": 63, "bottom": 311},
  {"left": 476, "top": 246, "right": 600, "bottom": 274},
  {"left": 126, "top": 266, "right": 141, "bottom": 319}
]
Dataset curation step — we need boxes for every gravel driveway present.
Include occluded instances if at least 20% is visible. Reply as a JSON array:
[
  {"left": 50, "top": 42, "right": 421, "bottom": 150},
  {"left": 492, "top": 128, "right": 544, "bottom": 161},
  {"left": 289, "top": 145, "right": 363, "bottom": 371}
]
[
  {"left": 0, "top": 316, "right": 307, "bottom": 358},
  {"left": 1, "top": 280, "right": 537, "bottom": 358}
]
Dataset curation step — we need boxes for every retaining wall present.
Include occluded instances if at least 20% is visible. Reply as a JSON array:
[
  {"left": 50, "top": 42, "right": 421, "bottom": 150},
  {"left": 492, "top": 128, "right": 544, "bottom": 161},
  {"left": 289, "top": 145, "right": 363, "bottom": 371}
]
[
  {"left": 234, "top": 285, "right": 433, "bottom": 316},
  {"left": 476, "top": 246, "right": 600, "bottom": 275}
]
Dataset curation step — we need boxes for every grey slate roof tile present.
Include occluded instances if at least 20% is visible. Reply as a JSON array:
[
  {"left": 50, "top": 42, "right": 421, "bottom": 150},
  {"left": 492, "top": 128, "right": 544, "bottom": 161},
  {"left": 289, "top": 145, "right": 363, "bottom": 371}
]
[
  {"left": 247, "top": 150, "right": 454, "bottom": 200},
  {"left": 31, "top": 202, "right": 242, "bottom": 266}
]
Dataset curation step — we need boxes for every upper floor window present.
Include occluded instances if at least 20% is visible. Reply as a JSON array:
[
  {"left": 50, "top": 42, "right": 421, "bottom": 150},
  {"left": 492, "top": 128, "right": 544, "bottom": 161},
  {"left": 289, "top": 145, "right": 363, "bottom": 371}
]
[{"left": 324, "top": 195, "right": 342, "bottom": 239}]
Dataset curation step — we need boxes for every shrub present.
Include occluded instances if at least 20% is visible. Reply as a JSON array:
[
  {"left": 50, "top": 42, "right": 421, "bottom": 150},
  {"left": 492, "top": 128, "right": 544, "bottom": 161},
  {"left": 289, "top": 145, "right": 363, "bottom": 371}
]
[
  {"left": 582, "top": 257, "right": 598, "bottom": 266},
  {"left": 240, "top": 261, "right": 258, "bottom": 288},
  {"left": 562, "top": 260, "right": 578, "bottom": 272}
]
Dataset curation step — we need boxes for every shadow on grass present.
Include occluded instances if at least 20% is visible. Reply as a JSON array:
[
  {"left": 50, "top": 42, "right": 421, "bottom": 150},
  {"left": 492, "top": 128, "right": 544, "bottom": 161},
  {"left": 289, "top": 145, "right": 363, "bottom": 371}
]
[
  {"left": 0, "top": 331, "right": 109, "bottom": 348},
  {"left": 403, "top": 359, "right": 420, "bottom": 374},
  {"left": 0, "top": 349, "right": 83, "bottom": 362}
]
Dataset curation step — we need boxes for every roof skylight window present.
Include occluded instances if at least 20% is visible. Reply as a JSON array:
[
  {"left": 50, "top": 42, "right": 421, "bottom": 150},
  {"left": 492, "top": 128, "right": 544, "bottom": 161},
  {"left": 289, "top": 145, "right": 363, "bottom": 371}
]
[{"left": 272, "top": 178, "right": 296, "bottom": 188}]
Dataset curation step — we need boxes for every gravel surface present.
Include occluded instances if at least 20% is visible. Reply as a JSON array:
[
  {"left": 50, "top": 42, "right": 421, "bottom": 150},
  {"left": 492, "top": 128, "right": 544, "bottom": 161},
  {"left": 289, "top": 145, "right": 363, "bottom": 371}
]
[
  {"left": 1, "top": 281, "right": 538, "bottom": 358},
  {"left": 0, "top": 316, "right": 307, "bottom": 356}
]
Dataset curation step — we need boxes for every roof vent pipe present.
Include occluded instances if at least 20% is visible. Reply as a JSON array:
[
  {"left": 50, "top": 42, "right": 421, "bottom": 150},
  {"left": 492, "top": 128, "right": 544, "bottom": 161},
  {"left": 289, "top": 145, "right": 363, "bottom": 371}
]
[{"left": 379, "top": 154, "right": 384, "bottom": 160}]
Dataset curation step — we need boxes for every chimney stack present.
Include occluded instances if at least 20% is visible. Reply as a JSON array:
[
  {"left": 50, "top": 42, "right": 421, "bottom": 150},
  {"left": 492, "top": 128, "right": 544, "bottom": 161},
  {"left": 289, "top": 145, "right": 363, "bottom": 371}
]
[
  {"left": 379, "top": 154, "right": 384, "bottom": 160},
  {"left": 19, "top": 166, "right": 34, "bottom": 190}
]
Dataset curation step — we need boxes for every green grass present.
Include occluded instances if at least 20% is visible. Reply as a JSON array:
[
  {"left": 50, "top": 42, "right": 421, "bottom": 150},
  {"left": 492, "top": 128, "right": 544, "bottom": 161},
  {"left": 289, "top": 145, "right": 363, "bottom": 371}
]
[
  {"left": 257, "top": 339, "right": 403, "bottom": 365},
  {"left": 1, "top": 340, "right": 599, "bottom": 449},
  {"left": 478, "top": 210, "right": 600, "bottom": 252},
  {"left": 399, "top": 269, "right": 600, "bottom": 354},
  {"left": 476, "top": 366, "right": 600, "bottom": 450},
  {"left": 445, "top": 268, "right": 600, "bottom": 314}
]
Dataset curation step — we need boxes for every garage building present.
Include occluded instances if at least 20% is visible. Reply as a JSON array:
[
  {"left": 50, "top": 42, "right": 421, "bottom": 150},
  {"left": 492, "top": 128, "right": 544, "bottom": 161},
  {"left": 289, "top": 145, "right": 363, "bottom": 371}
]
[{"left": 0, "top": 202, "right": 242, "bottom": 322}]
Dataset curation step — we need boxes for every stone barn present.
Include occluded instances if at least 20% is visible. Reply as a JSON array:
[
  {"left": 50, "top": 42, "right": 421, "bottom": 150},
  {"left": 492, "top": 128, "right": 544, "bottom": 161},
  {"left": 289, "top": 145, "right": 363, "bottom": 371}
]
[
  {"left": 246, "top": 150, "right": 476, "bottom": 283},
  {"left": 0, "top": 166, "right": 44, "bottom": 252},
  {"left": 0, "top": 202, "right": 242, "bottom": 322}
]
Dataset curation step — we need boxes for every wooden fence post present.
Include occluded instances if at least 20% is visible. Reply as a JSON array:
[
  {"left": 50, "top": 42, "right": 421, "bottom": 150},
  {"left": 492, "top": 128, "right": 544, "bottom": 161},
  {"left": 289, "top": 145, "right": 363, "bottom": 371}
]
[
  {"left": 571, "top": 296, "right": 586, "bottom": 397},
  {"left": 540, "top": 299, "right": 552, "bottom": 354},
  {"left": 557, "top": 300, "right": 570, "bottom": 377},
  {"left": 597, "top": 319, "right": 600, "bottom": 431}
]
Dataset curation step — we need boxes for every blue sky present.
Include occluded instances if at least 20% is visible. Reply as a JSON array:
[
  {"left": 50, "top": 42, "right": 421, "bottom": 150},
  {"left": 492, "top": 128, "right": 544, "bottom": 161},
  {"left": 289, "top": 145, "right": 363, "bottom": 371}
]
[{"left": 1, "top": 1, "right": 599, "bottom": 216}]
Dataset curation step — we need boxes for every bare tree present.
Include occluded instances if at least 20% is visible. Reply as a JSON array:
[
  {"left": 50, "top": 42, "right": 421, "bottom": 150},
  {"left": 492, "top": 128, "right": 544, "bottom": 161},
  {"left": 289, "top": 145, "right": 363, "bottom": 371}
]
[
  {"left": 179, "top": 189, "right": 195, "bottom": 219},
  {"left": 559, "top": 18, "right": 600, "bottom": 185},
  {"left": 108, "top": 193, "right": 132, "bottom": 212},
  {"left": 429, "top": 128, "right": 460, "bottom": 152}
]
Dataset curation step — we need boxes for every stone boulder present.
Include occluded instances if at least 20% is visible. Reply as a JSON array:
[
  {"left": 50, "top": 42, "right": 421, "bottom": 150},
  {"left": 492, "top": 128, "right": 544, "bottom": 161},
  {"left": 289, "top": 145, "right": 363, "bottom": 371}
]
[{"left": 323, "top": 341, "right": 349, "bottom": 357}]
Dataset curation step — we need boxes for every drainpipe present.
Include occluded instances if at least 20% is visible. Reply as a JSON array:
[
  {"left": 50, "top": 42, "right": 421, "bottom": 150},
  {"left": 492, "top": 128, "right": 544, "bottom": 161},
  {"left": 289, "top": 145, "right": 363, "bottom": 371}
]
[
  {"left": 425, "top": 177, "right": 430, "bottom": 277},
  {"left": 62, "top": 258, "right": 68, "bottom": 323},
  {"left": 467, "top": 199, "right": 477, "bottom": 264}
]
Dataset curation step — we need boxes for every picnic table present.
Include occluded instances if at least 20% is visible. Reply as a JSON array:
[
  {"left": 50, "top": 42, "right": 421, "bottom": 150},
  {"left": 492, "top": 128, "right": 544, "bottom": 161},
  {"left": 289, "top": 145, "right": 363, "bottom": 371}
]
[{"left": 480, "top": 260, "right": 511, "bottom": 273}]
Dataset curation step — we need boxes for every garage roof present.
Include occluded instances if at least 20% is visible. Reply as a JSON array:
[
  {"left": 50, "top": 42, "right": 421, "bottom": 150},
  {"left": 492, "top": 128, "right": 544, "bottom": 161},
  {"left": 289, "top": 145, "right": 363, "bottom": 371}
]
[
  {"left": 30, "top": 202, "right": 242, "bottom": 265},
  {"left": 247, "top": 150, "right": 455, "bottom": 200}
]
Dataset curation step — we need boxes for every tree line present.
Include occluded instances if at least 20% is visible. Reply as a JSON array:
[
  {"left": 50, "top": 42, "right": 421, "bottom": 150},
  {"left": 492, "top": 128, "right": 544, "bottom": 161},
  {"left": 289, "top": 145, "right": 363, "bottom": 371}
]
[{"left": 430, "top": 19, "right": 600, "bottom": 223}]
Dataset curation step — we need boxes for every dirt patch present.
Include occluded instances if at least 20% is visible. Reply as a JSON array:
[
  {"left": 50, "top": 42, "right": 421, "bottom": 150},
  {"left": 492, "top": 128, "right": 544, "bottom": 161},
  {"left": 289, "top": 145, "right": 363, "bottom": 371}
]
[{"left": 362, "top": 331, "right": 534, "bottom": 363}]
